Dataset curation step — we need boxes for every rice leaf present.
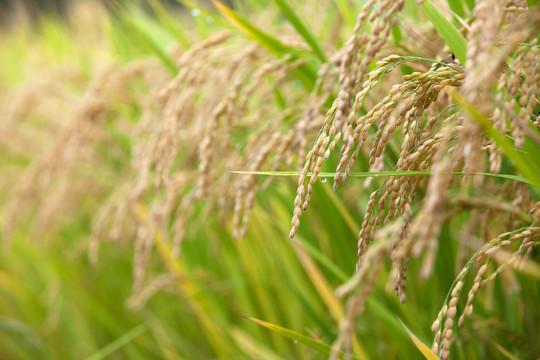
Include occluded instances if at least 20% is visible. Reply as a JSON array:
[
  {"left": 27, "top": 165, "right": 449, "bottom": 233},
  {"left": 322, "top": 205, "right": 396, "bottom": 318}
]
[
  {"left": 231, "top": 328, "right": 282, "bottom": 360},
  {"left": 135, "top": 204, "right": 232, "bottom": 357},
  {"left": 290, "top": 241, "right": 344, "bottom": 322},
  {"left": 320, "top": 181, "right": 361, "bottom": 235},
  {"left": 117, "top": 11, "right": 178, "bottom": 74},
  {"left": 464, "top": 0, "right": 475, "bottom": 10},
  {"left": 149, "top": 0, "right": 191, "bottom": 49},
  {"left": 421, "top": 1, "right": 467, "bottom": 65},
  {"left": 244, "top": 316, "right": 361, "bottom": 359},
  {"left": 493, "top": 343, "right": 521, "bottom": 360},
  {"left": 273, "top": 0, "right": 327, "bottom": 62},
  {"left": 212, "top": 1, "right": 294, "bottom": 56},
  {"left": 289, "top": 239, "right": 374, "bottom": 357},
  {"left": 399, "top": 320, "right": 440, "bottom": 360},
  {"left": 291, "top": 237, "right": 348, "bottom": 282},
  {"left": 364, "top": 296, "right": 417, "bottom": 344},
  {"left": 447, "top": 0, "right": 466, "bottom": 18},
  {"left": 450, "top": 90, "right": 540, "bottom": 189},
  {"left": 212, "top": 1, "right": 316, "bottom": 88},
  {"left": 244, "top": 316, "right": 331, "bottom": 354},
  {"left": 230, "top": 170, "right": 534, "bottom": 185},
  {"left": 334, "top": 0, "right": 356, "bottom": 28},
  {"left": 84, "top": 324, "right": 147, "bottom": 360}
]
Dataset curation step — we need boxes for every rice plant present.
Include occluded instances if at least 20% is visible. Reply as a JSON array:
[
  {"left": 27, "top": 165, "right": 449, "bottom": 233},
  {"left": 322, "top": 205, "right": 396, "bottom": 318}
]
[{"left": 0, "top": 0, "right": 539, "bottom": 359}]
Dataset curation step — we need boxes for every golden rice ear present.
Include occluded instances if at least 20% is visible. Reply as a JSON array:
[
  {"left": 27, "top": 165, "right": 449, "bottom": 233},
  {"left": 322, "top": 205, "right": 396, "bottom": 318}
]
[
  {"left": 312, "top": 1, "right": 540, "bottom": 358},
  {"left": 290, "top": 0, "right": 407, "bottom": 239}
]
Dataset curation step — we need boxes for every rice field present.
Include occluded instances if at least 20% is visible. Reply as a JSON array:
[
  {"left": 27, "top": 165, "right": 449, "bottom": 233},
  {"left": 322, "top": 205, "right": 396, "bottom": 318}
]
[{"left": 0, "top": 0, "right": 539, "bottom": 359}]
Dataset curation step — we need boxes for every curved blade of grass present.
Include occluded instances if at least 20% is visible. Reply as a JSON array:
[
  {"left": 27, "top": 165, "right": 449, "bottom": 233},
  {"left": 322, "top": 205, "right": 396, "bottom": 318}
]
[
  {"left": 135, "top": 204, "right": 232, "bottom": 356},
  {"left": 399, "top": 320, "right": 440, "bottom": 360},
  {"left": 244, "top": 317, "right": 331, "bottom": 354},
  {"left": 463, "top": 0, "right": 475, "bottom": 10},
  {"left": 84, "top": 324, "right": 147, "bottom": 360},
  {"left": 211, "top": 1, "right": 316, "bottom": 89},
  {"left": 450, "top": 90, "right": 540, "bottom": 189},
  {"left": 334, "top": 0, "right": 356, "bottom": 29},
  {"left": 291, "top": 237, "right": 348, "bottom": 282},
  {"left": 320, "top": 183, "right": 361, "bottom": 235},
  {"left": 289, "top": 240, "right": 372, "bottom": 359},
  {"left": 229, "top": 170, "right": 534, "bottom": 185},
  {"left": 493, "top": 342, "right": 521, "bottom": 360},
  {"left": 231, "top": 328, "right": 282, "bottom": 360},
  {"left": 212, "top": 1, "right": 292, "bottom": 56},
  {"left": 149, "top": 0, "right": 190, "bottom": 49},
  {"left": 244, "top": 316, "right": 361, "bottom": 359},
  {"left": 117, "top": 11, "right": 177, "bottom": 74},
  {"left": 290, "top": 240, "right": 344, "bottom": 323},
  {"left": 273, "top": 0, "right": 327, "bottom": 62},
  {"left": 363, "top": 296, "right": 418, "bottom": 347},
  {"left": 421, "top": 1, "right": 467, "bottom": 65},
  {"left": 447, "top": 0, "right": 466, "bottom": 19}
]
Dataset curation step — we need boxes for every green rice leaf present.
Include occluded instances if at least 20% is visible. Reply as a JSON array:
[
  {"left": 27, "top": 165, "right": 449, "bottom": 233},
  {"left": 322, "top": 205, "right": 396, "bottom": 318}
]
[
  {"left": 149, "top": 0, "right": 191, "bottom": 49},
  {"left": 447, "top": 0, "right": 465, "bottom": 18},
  {"left": 229, "top": 170, "right": 534, "bottom": 185},
  {"left": 421, "top": 1, "right": 467, "bottom": 65},
  {"left": 338, "top": 294, "right": 414, "bottom": 346},
  {"left": 493, "top": 343, "right": 521, "bottom": 360},
  {"left": 450, "top": 90, "right": 540, "bottom": 189},
  {"left": 464, "top": 0, "right": 475, "bottom": 10},
  {"left": 320, "top": 182, "right": 361, "bottom": 236},
  {"left": 84, "top": 324, "right": 147, "bottom": 360},
  {"left": 274, "top": 0, "right": 327, "bottom": 62},
  {"left": 118, "top": 11, "right": 178, "bottom": 74},
  {"left": 245, "top": 317, "right": 331, "bottom": 354},
  {"left": 334, "top": 0, "right": 356, "bottom": 28},
  {"left": 212, "top": 1, "right": 294, "bottom": 56},
  {"left": 291, "top": 237, "right": 348, "bottom": 282},
  {"left": 244, "top": 317, "right": 361, "bottom": 359},
  {"left": 212, "top": 1, "right": 316, "bottom": 89}
]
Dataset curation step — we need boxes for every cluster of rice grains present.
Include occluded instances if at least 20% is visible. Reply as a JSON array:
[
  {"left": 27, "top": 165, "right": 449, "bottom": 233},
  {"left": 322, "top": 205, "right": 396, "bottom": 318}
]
[
  {"left": 1, "top": 24, "right": 335, "bottom": 307},
  {"left": 2, "top": 61, "right": 154, "bottom": 241},
  {"left": 431, "top": 225, "right": 540, "bottom": 359},
  {"left": 288, "top": 1, "right": 540, "bottom": 359},
  {"left": 105, "top": 33, "right": 336, "bottom": 299}
]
